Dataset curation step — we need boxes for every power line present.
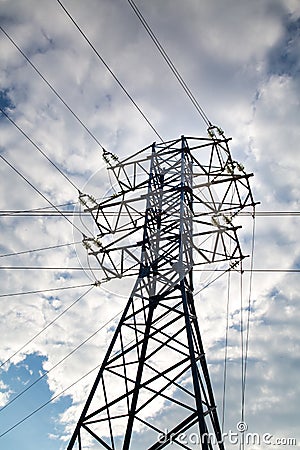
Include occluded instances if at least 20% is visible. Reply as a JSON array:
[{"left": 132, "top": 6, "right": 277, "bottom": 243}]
[
  {"left": 0, "top": 24, "right": 106, "bottom": 151},
  {"left": 0, "top": 202, "right": 78, "bottom": 218},
  {"left": 239, "top": 265, "right": 245, "bottom": 450},
  {"left": 241, "top": 216, "right": 256, "bottom": 424},
  {"left": 0, "top": 212, "right": 82, "bottom": 217},
  {"left": 1, "top": 266, "right": 299, "bottom": 273},
  {"left": 0, "top": 266, "right": 99, "bottom": 270},
  {"left": 0, "top": 153, "right": 84, "bottom": 235},
  {"left": 0, "top": 107, "right": 79, "bottom": 191},
  {"left": 0, "top": 283, "right": 94, "bottom": 298},
  {"left": 1, "top": 210, "right": 300, "bottom": 217},
  {"left": 127, "top": 0, "right": 211, "bottom": 126},
  {"left": 195, "top": 269, "right": 300, "bottom": 273},
  {"left": 3, "top": 201, "right": 78, "bottom": 213},
  {"left": 240, "top": 211, "right": 300, "bottom": 216},
  {"left": 0, "top": 241, "right": 81, "bottom": 259},
  {"left": 0, "top": 285, "right": 95, "bottom": 370},
  {"left": 55, "top": 0, "right": 163, "bottom": 142},
  {"left": 221, "top": 270, "right": 231, "bottom": 432}
]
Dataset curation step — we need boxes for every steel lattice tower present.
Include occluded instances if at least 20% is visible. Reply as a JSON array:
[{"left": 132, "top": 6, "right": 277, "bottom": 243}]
[{"left": 68, "top": 132, "right": 255, "bottom": 449}]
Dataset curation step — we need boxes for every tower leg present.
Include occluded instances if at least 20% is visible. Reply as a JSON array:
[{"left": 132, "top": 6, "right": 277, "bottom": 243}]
[{"left": 68, "top": 276, "right": 225, "bottom": 449}]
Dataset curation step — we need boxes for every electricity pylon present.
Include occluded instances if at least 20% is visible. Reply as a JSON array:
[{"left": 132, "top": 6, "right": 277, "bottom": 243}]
[{"left": 68, "top": 131, "right": 255, "bottom": 449}]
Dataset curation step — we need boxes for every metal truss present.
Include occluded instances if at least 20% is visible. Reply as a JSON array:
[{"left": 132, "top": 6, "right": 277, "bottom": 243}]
[{"left": 69, "top": 133, "right": 256, "bottom": 449}]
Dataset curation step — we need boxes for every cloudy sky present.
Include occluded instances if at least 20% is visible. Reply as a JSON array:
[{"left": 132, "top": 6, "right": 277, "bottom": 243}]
[{"left": 0, "top": 0, "right": 300, "bottom": 449}]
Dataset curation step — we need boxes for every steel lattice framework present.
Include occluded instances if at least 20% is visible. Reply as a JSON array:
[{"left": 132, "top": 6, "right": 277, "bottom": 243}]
[{"left": 68, "top": 133, "right": 255, "bottom": 449}]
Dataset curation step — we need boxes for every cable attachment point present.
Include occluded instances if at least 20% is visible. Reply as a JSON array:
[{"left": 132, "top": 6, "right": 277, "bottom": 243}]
[
  {"left": 82, "top": 236, "right": 92, "bottom": 251},
  {"left": 82, "top": 236, "right": 103, "bottom": 252},
  {"left": 207, "top": 124, "right": 225, "bottom": 139},
  {"left": 211, "top": 215, "right": 221, "bottom": 227},
  {"left": 79, "top": 192, "right": 98, "bottom": 208},
  {"left": 222, "top": 214, "right": 233, "bottom": 224},
  {"left": 225, "top": 160, "right": 245, "bottom": 174},
  {"left": 103, "top": 149, "right": 119, "bottom": 167}
]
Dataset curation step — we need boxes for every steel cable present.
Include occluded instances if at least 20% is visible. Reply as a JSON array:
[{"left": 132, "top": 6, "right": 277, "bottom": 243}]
[{"left": 56, "top": 0, "right": 163, "bottom": 142}]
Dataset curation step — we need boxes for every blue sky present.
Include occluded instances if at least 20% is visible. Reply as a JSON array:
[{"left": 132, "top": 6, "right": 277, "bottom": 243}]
[
  {"left": 0, "top": 354, "right": 71, "bottom": 450},
  {"left": 0, "top": 0, "right": 300, "bottom": 449}
]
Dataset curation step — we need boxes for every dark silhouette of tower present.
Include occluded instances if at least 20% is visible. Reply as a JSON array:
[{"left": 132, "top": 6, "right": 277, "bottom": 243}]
[{"left": 68, "top": 132, "right": 255, "bottom": 449}]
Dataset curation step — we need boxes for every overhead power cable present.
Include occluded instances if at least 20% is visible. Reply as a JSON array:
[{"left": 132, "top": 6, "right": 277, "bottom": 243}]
[
  {"left": 0, "top": 201, "right": 78, "bottom": 216},
  {"left": 0, "top": 283, "right": 94, "bottom": 298},
  {"left": 239, "top": 211, "right": 300, "bottom": 216},
  {"left": 0, "top": 211, "right": 82, "bottom": 217},
  {"left": 0, "top": 24, "right": 106, "bottom": 151},
  {"left": 221, "top": 269, "right": 231, "bottom": 432},
  {"left": 0, "top": 266, "right": 98, "bottom": 270},
  {"left": 0, "top": 154, "right": 83, "bottom": 235},
  {"left": 241, "top": 216, "right": 256, "bottom": 425},
  {"left": 1, "top": 209, "right": 300, "bottom": 217},
  {"left": 127, "top": 0, "right": 211, "bottom": 127},
  {"left": 195, "top": 268, "right": 300, "bottom": 273},
  {"left": 0, "top": 241, "right": 81, "bottom": 259},
  {"left": 239, "top": 265, "right": 245, "bottom": 449},
  {"left": 56, "top": 0, "right": 163, "bottom": 142},
  {"left": 1, "top": 266, "right": 299, "bottom": 273},
  {"left": 0, "top": 285, "right": 94, "bottom": 370},
  {"left": 0, "top": 107, "right": 78, "bottom": 191}
]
